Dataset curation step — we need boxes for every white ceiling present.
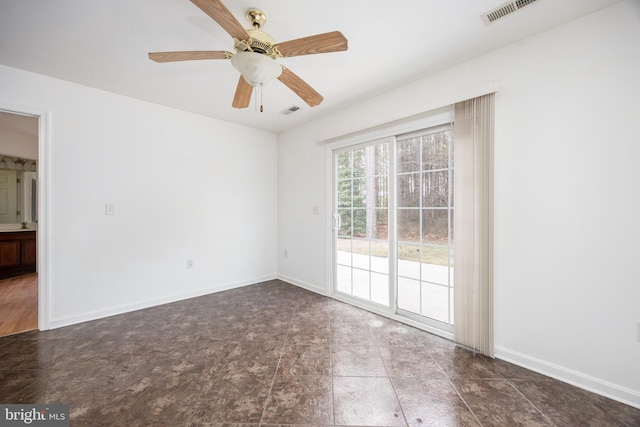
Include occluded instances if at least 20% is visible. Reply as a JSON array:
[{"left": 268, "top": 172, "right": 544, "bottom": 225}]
[{"left": 0, "top": 0, "right": 621, "bottom": 134}]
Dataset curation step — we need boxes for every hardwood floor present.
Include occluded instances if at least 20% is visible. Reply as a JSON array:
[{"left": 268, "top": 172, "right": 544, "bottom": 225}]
[{"left": 0, "top": 273, "right": 37, "bottom": 337}]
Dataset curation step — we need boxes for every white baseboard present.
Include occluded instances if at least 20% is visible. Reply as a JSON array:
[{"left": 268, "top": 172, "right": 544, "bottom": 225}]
[
  {"left": 46, "top": 275, "right": 277, "bottom": 330},
  {"left": 277, "top": 274, "right": 328, "bottom": 296},
  {"left": 495, "top": 346, "right": 640, "bottom": 409}
]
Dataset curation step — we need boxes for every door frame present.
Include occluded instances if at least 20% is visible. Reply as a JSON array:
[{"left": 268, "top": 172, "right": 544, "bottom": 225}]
[
  {"left": 0, "top": 101, "right": 51, "bottom": 331},
  {"left": 324, "top": 107, "right": 456, "bottom": 340}
]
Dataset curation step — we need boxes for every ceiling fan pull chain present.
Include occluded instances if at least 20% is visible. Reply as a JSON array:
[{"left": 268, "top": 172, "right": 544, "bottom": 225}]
[{"left": 260, "top": 84, "right": 264, "bottom": 113}]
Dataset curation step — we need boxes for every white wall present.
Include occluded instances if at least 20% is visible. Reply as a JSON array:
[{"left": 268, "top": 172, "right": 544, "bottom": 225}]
[
  {"left": 0, "top": 128, "right": 38, "bottom": 159},
  {"left": 278, "top": 1, "right": 640, "bottom": 407},
  {"left": 0, "top": 64, "right": 278, "bottom": 327}
]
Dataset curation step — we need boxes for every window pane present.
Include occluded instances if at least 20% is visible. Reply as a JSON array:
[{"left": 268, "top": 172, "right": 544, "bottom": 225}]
[
  {"left": 336, "top": 238, "right": 352, "bottom": 266},
  {"left": 336, "top": 265, "right": 352, "bottom": 294},
  {"left": 398, "top": 173, "right": 420, "bottom": 207},
  {"left": 421, "top": 282, "right": 449, "bottom": 322},
  {"left": 353, "top": 208, "right": 366, "bottom": 238},
  {"left": 422, "top": 171, "right": 449, "bottom": 207},
  {"left": 337, "top": 180, "right": 352, "bottom": 208},
  {"left": 421, "top": 245, "right": 450, "bottom": 271},
  {"left": 398, "top": 209, "right": 419, "bottom": 242},
  {"left": 361, "top": 144, "right": 389, "bottom": 177},
  {"left": 352, "top": 148, "right": 365, "bottom": 177},
  {"left": 398, "top": 244, "right": 420, "bottom": 279},
  {"left": 371, "top": 272, "right": 389, "bottom": 306},
  {"left": 373, "top": 209, "right": 388, "bottom": 240},
  {"left": 352, "top": 239, "right": 370, "bottom": 270},
  {"left": 337, "top": 151, "right": 352, "bottom": 178},
  {"left": 338, "top": 209, "right": 352, "bottom": 237},
  {"left": 374, "top": 175, "right": 388, "bottom": 208},
  {"left": 398, "top": 277, "right": 420, "bottom": 314},
  {"left": 374, "top": 144, "right": 389, "bottom": 176},
  {"left": 353, "top": 178, "right": 366, "bottom": 207},
  {"left": 371, "top": 241, "right": 389, "bottom": 274},
  {"left": 398, "top": 138, "right": 421, "bottom": 173},
  {"left": 421, "top": 249, "right": 450, "bottom": 285},
  {"left": 422, "top": 131, "right": 450, "bottom": 170},
  {"left": 352, "top": 268, "right": 370, "bottom": 299},
  {"left": 422, "top": 209, "right": 449, "bottom": 244}
]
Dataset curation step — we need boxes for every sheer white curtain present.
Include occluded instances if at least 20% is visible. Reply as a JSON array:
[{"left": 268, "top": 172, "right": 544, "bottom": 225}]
[{"left": 453, "top": 93, "right": 495, "bottom": 357}]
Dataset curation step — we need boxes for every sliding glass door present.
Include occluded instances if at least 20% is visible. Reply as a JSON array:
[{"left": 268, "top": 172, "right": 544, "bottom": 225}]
[
  {"left": 396, "top": 126, "right": 454, "bottom": 328},
  {"left": 334, "top": 139, "right": 391, "bottom": 307},
  {"left": 332, "top": 124, "right": 454, "bottom": 331}
]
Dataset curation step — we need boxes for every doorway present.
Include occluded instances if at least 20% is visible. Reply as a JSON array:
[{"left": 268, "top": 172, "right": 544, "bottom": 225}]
[
  {"left": 0, "top": 110, "right": 41, "bottom": 337},
  {"left": 0, "top": 274, "right": 38, "bottom": 336},
  {"left": 331, "top": 118, "right": 454, "bottom": 334}
]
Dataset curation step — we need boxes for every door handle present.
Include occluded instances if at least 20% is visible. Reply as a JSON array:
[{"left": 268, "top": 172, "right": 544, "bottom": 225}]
[{"left": 332, "top": 213, "right": 341, "bottom": 231}]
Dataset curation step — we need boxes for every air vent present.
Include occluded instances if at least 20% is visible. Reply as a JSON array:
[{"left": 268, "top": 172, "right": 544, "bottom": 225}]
[
  {"left": 280, "top": 105, "right": 301, "bottom": 115},
  {"left": 482, "top": 0, "right": 539, "bottom": 24}
]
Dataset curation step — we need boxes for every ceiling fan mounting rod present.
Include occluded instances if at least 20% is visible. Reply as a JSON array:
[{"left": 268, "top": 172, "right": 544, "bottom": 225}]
[{"left": 246, "top": 8, "right": 267, "bottom": 29}]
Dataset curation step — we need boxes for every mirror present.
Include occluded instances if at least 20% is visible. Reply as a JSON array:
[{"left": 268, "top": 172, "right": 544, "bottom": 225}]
[
  {"left": 0, "top": 155, "right": 37, "bottom": 225},
  {"left": 0, "top": 111, "right": 39, "bottom": 227}
]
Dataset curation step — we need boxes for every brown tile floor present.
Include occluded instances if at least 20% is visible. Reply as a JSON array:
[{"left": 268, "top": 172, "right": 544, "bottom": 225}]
[{"left": 0, "top": 279, "right": 638, "bottom": 426}]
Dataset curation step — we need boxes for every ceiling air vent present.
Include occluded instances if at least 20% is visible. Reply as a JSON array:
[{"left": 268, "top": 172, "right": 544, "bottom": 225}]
[
  {"left": 482, "top": 0, "right": 539, "bottom": 25},
  {"left": 280, "top": 105, "right": 301, "bottom": 115}
]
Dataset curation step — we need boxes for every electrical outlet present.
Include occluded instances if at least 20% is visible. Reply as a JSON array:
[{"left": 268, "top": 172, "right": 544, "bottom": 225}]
[
  {"left": 186, "top": 259, "right": 194, "bottom": 269},
  {"left": 105, "top": 203, "right": 115, "bottom": 215},
  {"left": 312, "top": 206, "right": 319, "bottom": 215},
  {"left": 284, "top": 250, "right": 288, "bottom": 258}
]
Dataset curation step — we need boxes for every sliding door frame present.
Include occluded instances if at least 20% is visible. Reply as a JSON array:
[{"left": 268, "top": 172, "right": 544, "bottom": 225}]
[
  {"left": 330, "top": 137, "right": 397, "bottom": 313},
  {"left": 325, "top": 107, "right": 455, "bottom": 338}
]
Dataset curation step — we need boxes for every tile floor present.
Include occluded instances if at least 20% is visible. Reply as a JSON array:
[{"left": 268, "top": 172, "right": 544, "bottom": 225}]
[{"left": 0, "top": 280, "right": 638, "bottom": 426}]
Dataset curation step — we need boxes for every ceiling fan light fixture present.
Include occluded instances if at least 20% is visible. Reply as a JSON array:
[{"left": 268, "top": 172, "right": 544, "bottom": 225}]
[
  {"left": 230, "top": 51, "right": 282, "bottom": 86},
  {"left": 149, "top": 1, "right": 348, "bottom": 109}
]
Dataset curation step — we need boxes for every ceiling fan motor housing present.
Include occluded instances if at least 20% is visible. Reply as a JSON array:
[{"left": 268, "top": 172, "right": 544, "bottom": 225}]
[{"left": 235, "top": 29, "right": 280, "bottom": 58}]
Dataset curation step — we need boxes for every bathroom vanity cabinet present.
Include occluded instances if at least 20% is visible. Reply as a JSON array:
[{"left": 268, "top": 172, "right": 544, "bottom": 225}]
[{"left": 0, "top": 230, "right": 36, "bottom": 280}]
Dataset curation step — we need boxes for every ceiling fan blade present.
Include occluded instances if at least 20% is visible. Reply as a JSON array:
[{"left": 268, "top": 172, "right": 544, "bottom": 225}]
[
  {"left": 190, "top": 0, "right": 249, "bottom": 41},
  {"left": 148, "top": 51, "right": 231, "bottom": 63},
  {"left": 232, "top": 76, "right": 253, "bottom": 109},
  {"left": 278, "top": 67, "right": 323, "bottom": 107},
  {"left": 276, "top": 31, "right": 348, "bottom": 58}
]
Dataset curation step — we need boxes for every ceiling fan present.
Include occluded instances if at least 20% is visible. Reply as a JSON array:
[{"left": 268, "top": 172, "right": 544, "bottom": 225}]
[{"left": 148, "top": 0, "right": 348, "bottom": 111}]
